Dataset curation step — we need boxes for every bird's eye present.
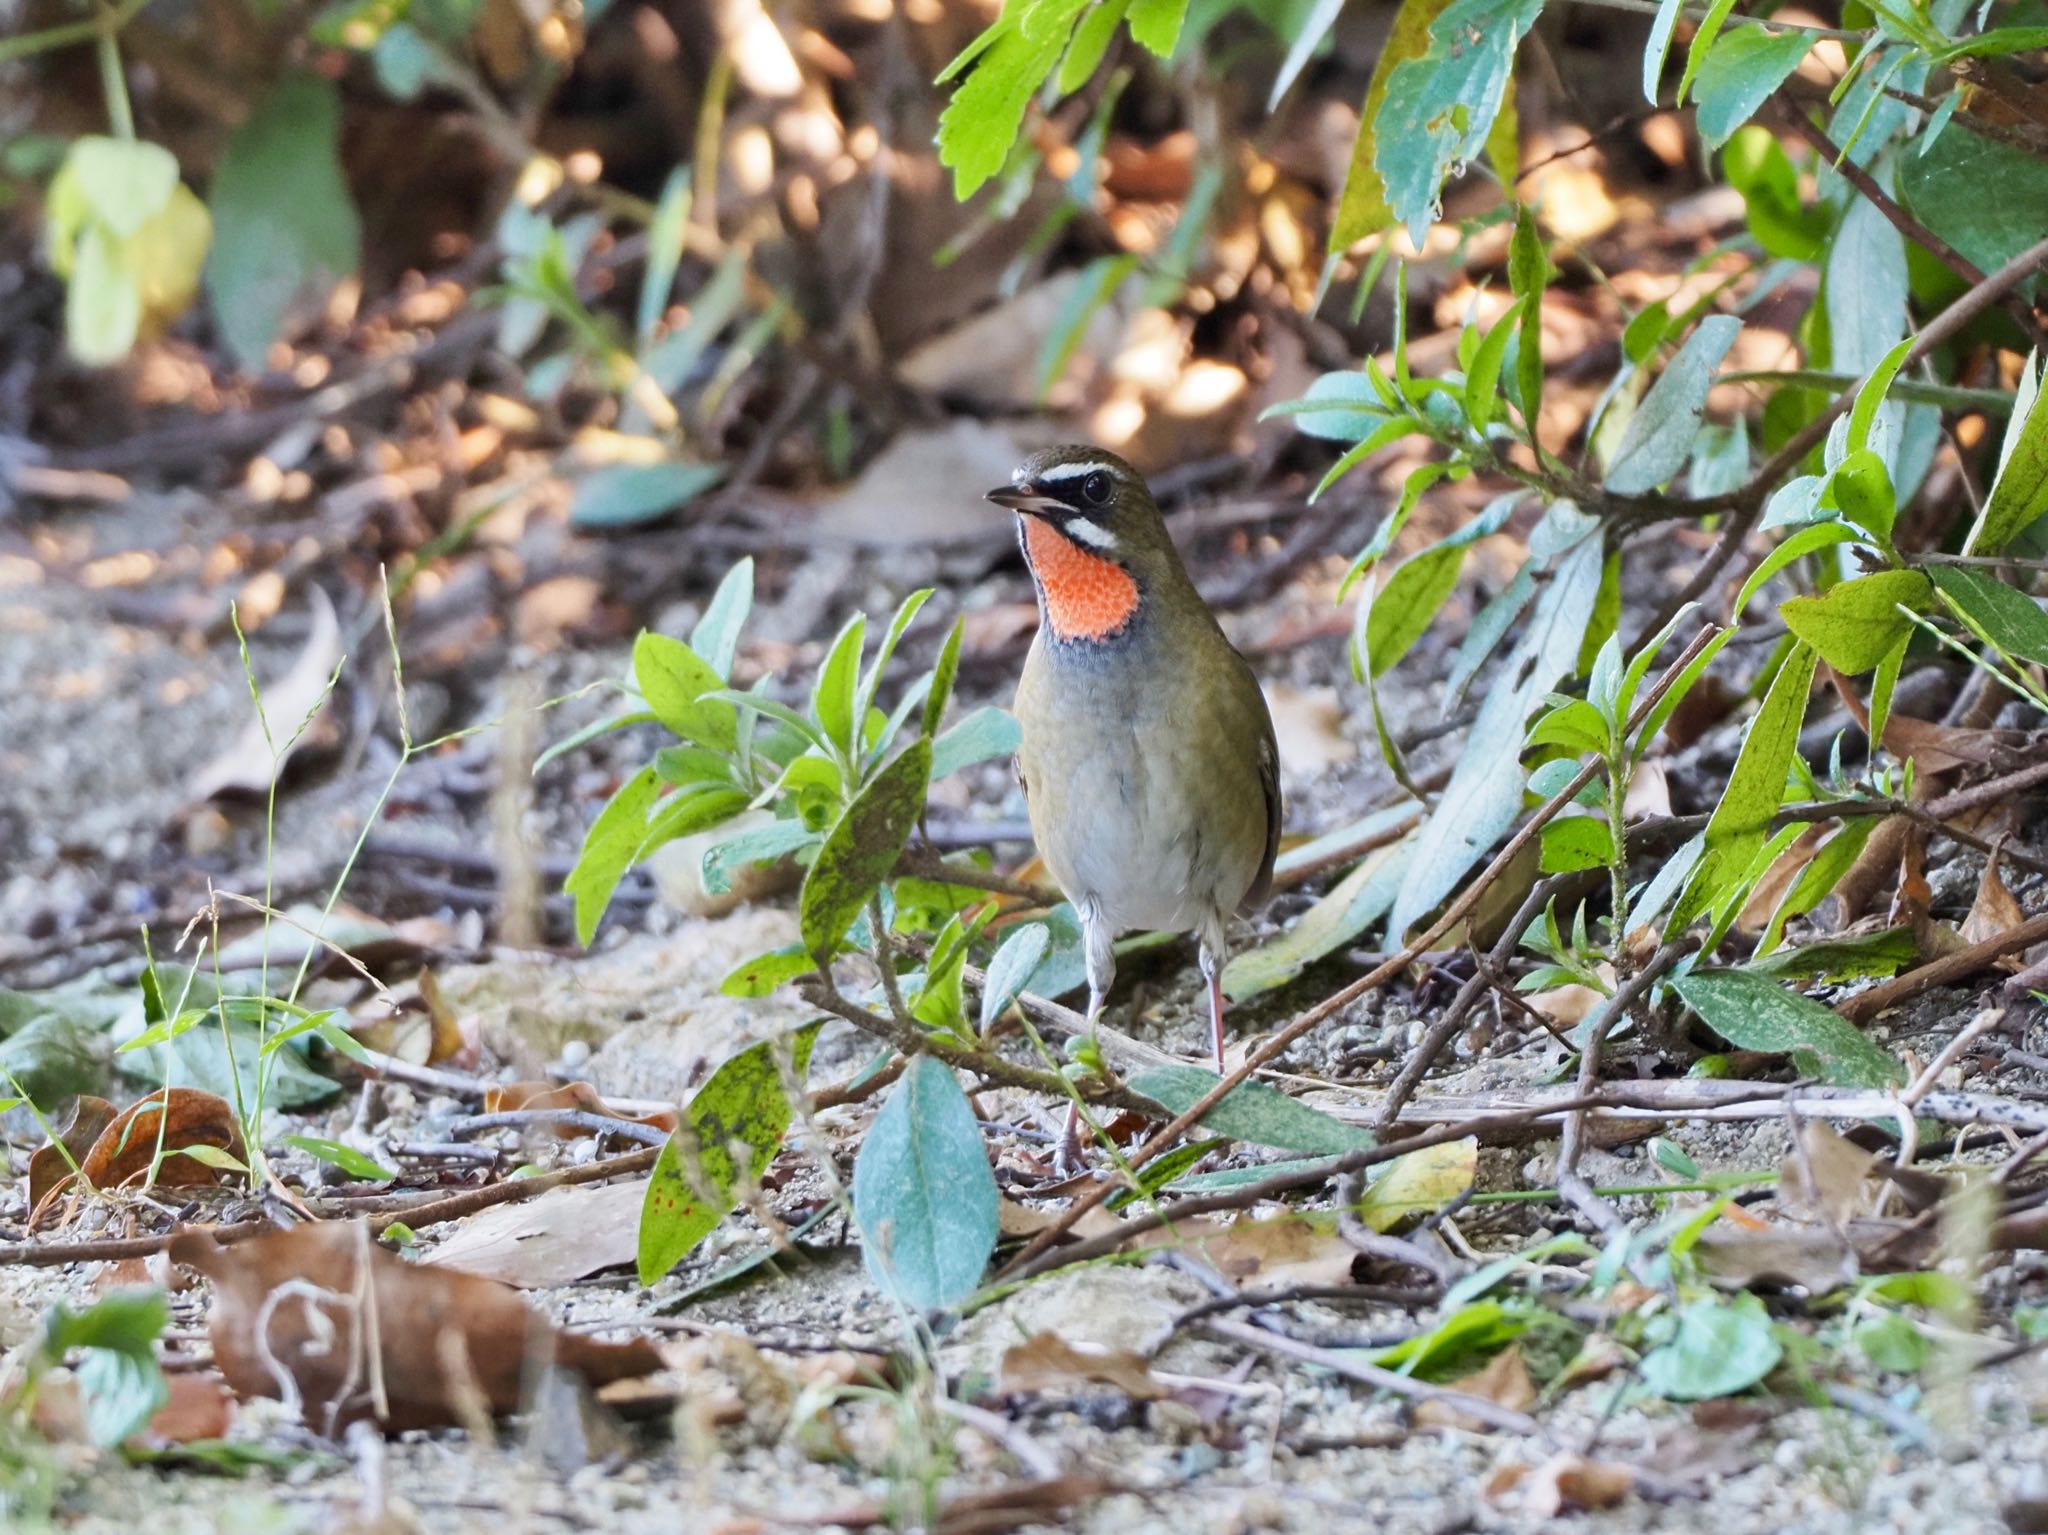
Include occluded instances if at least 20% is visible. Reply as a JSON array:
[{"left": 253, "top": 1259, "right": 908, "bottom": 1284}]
[{"left": 1080, "top": 470, "right": 1112, "bottom": 506}]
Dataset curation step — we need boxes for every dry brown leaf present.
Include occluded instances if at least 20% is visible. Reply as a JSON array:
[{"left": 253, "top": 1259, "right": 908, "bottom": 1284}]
[
  {"left": 1621, "top": 757, "right": 1671, "bottom": 819},
  {"left": 1964, "top": 847, "right": 2028, "bottom": 953},
  {"left": 422, "top": 1178, "right": 645, "bottom": 1288},
  {"left": 1736, "top": 825, "right": 1828, "bottom": 934},
  {"left": 169, "top": 1222, "right": 664, "bottom": 1434},
  {"left": 483, "top": 1080, "right": 676, "bottom": 1137},
  {"left": 186, "top": 587, "right": 341, "bottom": 803},
  {"left": 998, "top": 1331, "right": 1164, "bottom": 1400},
  {"left": 414, "top": 968, "right": 468, "bottom": 1066},
  {"left": 1489, "top": 1452, "right": 1636, "bottom": 1516},
  {"left": 1525, "top": 962, "right": 1615, "bottom": 1027},
  {"left": 27, "top": 1095, "right": 116, "bottom": 1212},
  {"left": 139, "top": 1370, "right": 236, "bottom": 1445},
  {"left": 34, "top": 1089, "right": 247, "bottom": 1216},
  {"left": 995, "top": 1198, "right": 1124, "bottom": 1241},
  {"left": 1173, "top": 1215, "right": 1354, "bottom": 1288},
  {"left": 1417, "top": 1344, "right": 1534, "bottom": 1429}
]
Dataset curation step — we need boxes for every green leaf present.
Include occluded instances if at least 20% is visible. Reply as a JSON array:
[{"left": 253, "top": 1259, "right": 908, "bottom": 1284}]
[
  {"left": 1362, "top": 546, "right": 1465, "bottom": 679},
  {"left": 1966, "top": 358, "right": 2048, "bottom": 556},
  {"left": 1462, "top": 295, "right": 1527, "bottom": 433},
  {"left": 1929, "top": 565, "right": 2048, "bottom": 667},
  {"left": 43, "top": 1289, "right": 171, "bottom": 1447},
  {"left": 1676, "top": 642, "right": 1816, "bottom": 930},
  {"left": 1829, "top": 207, "right": 1908, "bottom": 383},
  {"left": 205, "top": 73, "right": 361, "bottom": 369},
  {"left": 1735, "top": 523, "right": 1865, "bottom": 613},
  {"left": 1779, "top": 570, "right": 1930, "bottom": 674},
  {"left": 1899, "top": 124, "right": 2048, "bottom": 282},
  {"left": 1638, "top": 1293, "right": 1781, "bottom": 1400},
  {"left": 1329, "top": 0, "right": 1453, "bottom": 248},
  {"left": 1287, "top": 371, "right": 1395, "bottom": 443},
  {"left": 632, "top": 631, "right": 737, "bottom": 751},
  {"left": 1509, "top": 205, "right": 1547, "bottom": 416},
  {"left": 1828, "top": 448, "right": 1896, "bottom": 540},
  {"left": 1371, "top": 0, "right": 1546, "bottom": 243},
  {"left": 799, "top": 739, "right": 932, "bottom": 961},
  {"left": 1125, "top": 0, "right": 1186, "bottom": 53},
  {"left": 1673, "top": 0, "right": 1738, "bottom": 105},
  {"left": 284, "top": 1135, "right": 396, "bottom": 1182},
  {"left": 1223, "top": 839, "right": 1410, "bottom": 999},
  {"left": 1641, "top": 0, "right": 1686, "bottom": 102},
  {"left": 56, "top": 137, "right": 178, "bottom": 239},
  {"left": 1368, "top": 1298, "right": 1529, "bottom": 1380},
  {"left": 638, "top": 165, "right": 691, "bottom": 345},
  {"left": 637, "top": 1027, "right": 819, "bottom": 1284},
  {"left": 851, "top": 1055, "right": 999, "bottom": 1309},
  {"left": 1693, "top": 29, "right": 1812, "bottom": 148},
  {"left": 1722, "top": 126, "right": 1825, "bottom": 260},
  {"left": 812, "top": 613, "right": 867, "bottom": 762},
  {"left": 1128, "top": 1066, "right": 1374, "bottom": 1154},
  {"left": 566, "top": 765, "right": 661, "bottom": 946},
  {"left": 1391, "top": 522, "right": 1603, "bottom": 936},
  {"left": 937, "top": 0, "right": 1090, "bottom": 199},
  {"left": 1058, "top": 0, "right": 1129, "bottom": 94},
  {"left": 923, "top": 618, "right": 965, "bottom": 740},
  {"left": 370, "top": 23, "right": 461, "bottom": 99},
  {"left": 701, "top": 819, "right": 818, "bottom": 896},
  {"left": 65, "top": 225, "right": 143, "bottom": 366},
  {"left": 1540, "top": 814, "right": 1614, "bottom": 874},
  {"left": 980, "top": 923, "right": 1050, "bottom": 1030},
  {"left": 633, "top": 785, "right": 749, "bottom": 864},
  {"left": 1605, "top": 315, "right": 1740, "bottom": 494},
  {"left": 571, "top": 461, "right": 725, "bottom": 528},
  {"left": 718, "top": 944, "right": 816, "bottom": 998},
  {"left": 1745, "top": 924, "right": 1918, "bottom": 982},
  {"left": 1672, "top": 970, "right": 1903, "bottom": 1086},
  {"left": 857, "top": 589, "right": 935, "bottom": 748},
  {"left": 1755, "top": 817, "right": 1878, "bottom": 955},
  {"left": 691, "top": 558, "right": 754, "bottom": 681},
  {"left": 931, "top": 705, "right": 1021, "bottom": 779}
]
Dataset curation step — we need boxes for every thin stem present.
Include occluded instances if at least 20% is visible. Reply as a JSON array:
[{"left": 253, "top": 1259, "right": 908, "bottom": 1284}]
[
  {"left": 92, "top": 0, "right": 134, "bottom": 140},
  {"left": 0, "top": 0, "right": 150, "bottom": 65}
]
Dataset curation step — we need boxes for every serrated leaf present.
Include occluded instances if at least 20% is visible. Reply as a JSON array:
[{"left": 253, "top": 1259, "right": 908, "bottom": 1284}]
[
  {"left": 1605, "top": 315, "right": 1740, "bottom": 494},
  {"left": 205, "top": 73, "right": 361, "bottom": 369},
  {"left": 799, "top": 739, "right": 931, "bottom": 961},
  {"left": 1672, "top": 970, "right": 1902, "bottom": 1086},
  {"left": 1779, "top": 569, "right": 1929, "bottom": 674},
  {"left": 851, "top": 1055, "right": 999, "bottom": 1309},
  {"left": 937, "top": 0, "right": 1090, "bottom": 199},
  {"left": 638, "top": 1028, "right": 819, "bottom": 1283},
  {"left": 1128, "top": 1066, "right": 1374, "bottom": 1154}
]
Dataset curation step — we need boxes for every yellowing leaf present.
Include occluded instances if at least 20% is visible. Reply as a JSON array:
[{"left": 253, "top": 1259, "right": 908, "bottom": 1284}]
[{"left": 1354, "top": 1136, "right": 1476, "bottom": 1232}]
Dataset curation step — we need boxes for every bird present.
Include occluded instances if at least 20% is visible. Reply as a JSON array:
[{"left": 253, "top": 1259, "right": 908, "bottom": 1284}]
[{"left": 987, "top": 445, "right": 1281, "bottom": 1074}]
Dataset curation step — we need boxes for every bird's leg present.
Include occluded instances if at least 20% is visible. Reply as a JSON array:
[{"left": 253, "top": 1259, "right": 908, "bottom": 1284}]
[
  {"left": 1199, "top": 939, "right": 1228, "bottom": 1073},
  {"left": 1057, "top": 903, "right": 1115, "bottom": 1172}
]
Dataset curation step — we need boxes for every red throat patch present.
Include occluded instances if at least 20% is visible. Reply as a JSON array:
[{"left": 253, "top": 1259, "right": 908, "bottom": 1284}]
[{"left": 1021, "top": 516, "right": 1140, "bottom": 641}]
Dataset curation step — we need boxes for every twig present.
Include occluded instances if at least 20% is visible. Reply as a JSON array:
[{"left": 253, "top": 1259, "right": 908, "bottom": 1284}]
[
  {"left": 1776, "top": 98, "right": 2043, "bottom": 347},
  {"left": 1203, "top": 1317, "right": 1545, "bottom": 1438},
  {"left": 895, "top": 845, "right": 1057, "bottom": 905},
  {"left": 798, "top": 982, "right": 1169, "bottom": 1117},
  {"left": 1554, "top": 942, "right": 1697, "bottom": 1239},
  {"left": 1334, "top": 1169, "right": 1459, "bottom": 1283},
  {"left": 998, "top": 625, "right": 1723, "bottom": 1280},
  {"left": 447, "top": 1109, "right": 672, "bottom": 1146},
  {"left": 1376, "top": 877, "right": 1567, "bottom": 1132},
  {"left": 1902, "top": 1008, "right": 2008, "bottom": 1107},
  {"left": 1837, "top": 911, "right": 2048, "bottom": 1024}
]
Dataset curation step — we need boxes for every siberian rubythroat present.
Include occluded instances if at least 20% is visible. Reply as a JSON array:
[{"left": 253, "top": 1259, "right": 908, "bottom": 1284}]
[{"left": 988, "top": 446, "right": 1280, "bottom": 1070}]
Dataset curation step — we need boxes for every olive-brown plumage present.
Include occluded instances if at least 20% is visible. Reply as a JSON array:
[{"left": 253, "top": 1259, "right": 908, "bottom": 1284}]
[{"left": 988, "top": 446, "right": 1280, "bottom": 1070}]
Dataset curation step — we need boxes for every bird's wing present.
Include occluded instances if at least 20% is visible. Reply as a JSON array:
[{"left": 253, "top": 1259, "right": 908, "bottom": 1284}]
[{"left": 1243, "top": 673, "right": 1282, "bottom": 911}]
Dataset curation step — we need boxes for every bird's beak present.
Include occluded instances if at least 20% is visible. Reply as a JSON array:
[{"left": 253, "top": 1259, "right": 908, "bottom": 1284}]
[{"left": 985, "top": 484, "right": 1064, "bottom": 516}]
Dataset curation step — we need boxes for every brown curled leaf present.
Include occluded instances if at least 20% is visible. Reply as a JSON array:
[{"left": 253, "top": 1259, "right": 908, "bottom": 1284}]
[
  {"left": 168, "top": 1222, "right": 664, "bottom": 1435},
  {"left": 483, "top": 1080, "right": 676, "bottom": 1137}
]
